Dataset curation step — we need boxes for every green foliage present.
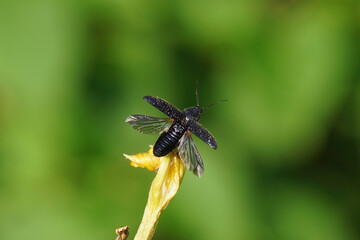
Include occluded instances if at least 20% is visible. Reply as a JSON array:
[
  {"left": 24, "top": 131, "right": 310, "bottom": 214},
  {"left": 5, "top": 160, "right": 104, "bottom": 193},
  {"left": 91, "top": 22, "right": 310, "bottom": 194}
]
[{"left": 0, "top": 0, "right": 358, "bottom": 239}]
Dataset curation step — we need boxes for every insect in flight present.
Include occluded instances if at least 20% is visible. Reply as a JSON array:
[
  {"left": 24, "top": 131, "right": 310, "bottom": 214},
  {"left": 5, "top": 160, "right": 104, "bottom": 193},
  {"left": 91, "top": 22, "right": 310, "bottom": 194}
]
[{"left": 125, "top": 81, "right": 226, "bottom": 177}]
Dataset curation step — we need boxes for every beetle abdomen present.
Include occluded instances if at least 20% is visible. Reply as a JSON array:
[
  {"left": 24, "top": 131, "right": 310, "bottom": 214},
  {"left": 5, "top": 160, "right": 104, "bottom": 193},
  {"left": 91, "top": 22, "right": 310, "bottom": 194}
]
[{"left": 153, "top": 122, "right": 186, "bottom": 157}]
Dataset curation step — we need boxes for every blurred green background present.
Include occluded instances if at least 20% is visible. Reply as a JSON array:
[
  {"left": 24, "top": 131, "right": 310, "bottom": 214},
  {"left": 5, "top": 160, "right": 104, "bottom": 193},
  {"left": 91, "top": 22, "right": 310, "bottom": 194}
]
[{"left": 0, "top": 0, "right": 359, "bottom": 239}]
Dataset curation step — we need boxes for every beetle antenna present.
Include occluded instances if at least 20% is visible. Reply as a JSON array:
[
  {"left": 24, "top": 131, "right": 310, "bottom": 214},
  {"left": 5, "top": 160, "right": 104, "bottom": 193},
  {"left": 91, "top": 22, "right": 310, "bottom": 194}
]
[
  {"left": 196, "top": 80, "right": 200, "bottom": 106},
  {"left": 202, "top": 99, "right": 228, "bottom": 110}
]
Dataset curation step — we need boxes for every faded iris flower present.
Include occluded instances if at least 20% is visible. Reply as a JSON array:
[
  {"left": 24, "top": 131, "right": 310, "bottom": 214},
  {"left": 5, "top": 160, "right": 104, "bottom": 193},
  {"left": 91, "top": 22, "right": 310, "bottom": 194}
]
[{"left": 123, "top": 146, "right": 185, "bottom": 240}]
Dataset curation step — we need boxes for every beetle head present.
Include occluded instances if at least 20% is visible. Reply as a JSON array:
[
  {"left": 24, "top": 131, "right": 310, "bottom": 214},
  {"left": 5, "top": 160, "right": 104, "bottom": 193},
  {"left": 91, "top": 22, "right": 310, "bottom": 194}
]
[
  {"left": 184, "top": 106, "right": 202, "bottom": 122},
  {"left": 184, "top": 81, "right": 227, "bottom": 122}
]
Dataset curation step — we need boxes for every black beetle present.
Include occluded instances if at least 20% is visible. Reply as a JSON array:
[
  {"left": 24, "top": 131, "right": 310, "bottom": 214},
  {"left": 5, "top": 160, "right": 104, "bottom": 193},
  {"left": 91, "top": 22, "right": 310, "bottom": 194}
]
[{"left": 126, "top": 82, "right": 226, "bottom": 177}]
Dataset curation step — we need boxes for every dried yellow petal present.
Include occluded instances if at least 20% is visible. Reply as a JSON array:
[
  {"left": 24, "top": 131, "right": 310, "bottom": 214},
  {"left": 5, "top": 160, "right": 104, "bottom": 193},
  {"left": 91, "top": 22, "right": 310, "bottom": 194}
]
[
  {"left": 124, "top": 147, "right": 160, "bottom": 172},
  {"left": 123, "top": 147, "right": 185, "bottom": 240}
]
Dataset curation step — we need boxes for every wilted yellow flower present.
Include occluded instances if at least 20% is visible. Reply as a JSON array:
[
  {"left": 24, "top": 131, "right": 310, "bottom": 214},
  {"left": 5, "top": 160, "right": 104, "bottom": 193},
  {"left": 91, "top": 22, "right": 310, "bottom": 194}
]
[{"left": 123, "top": 146, "right": 186, "bottom": 240}]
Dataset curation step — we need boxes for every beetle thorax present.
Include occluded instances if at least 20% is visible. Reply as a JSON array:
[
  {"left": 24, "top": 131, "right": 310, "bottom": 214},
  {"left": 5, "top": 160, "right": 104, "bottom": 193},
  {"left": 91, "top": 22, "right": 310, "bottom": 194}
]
[{"left": 184, "top": 106, "right": 202, "bottom": 122}]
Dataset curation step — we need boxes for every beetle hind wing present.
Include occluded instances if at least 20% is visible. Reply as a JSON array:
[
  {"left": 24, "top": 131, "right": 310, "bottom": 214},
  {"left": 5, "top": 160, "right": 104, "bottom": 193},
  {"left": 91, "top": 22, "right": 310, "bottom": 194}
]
[
  {"left": 178, "top": 131, "right": 204, "bottom": 177},
  {"left": 125, "top": 114, "right": 173, "bottom": 135}
]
